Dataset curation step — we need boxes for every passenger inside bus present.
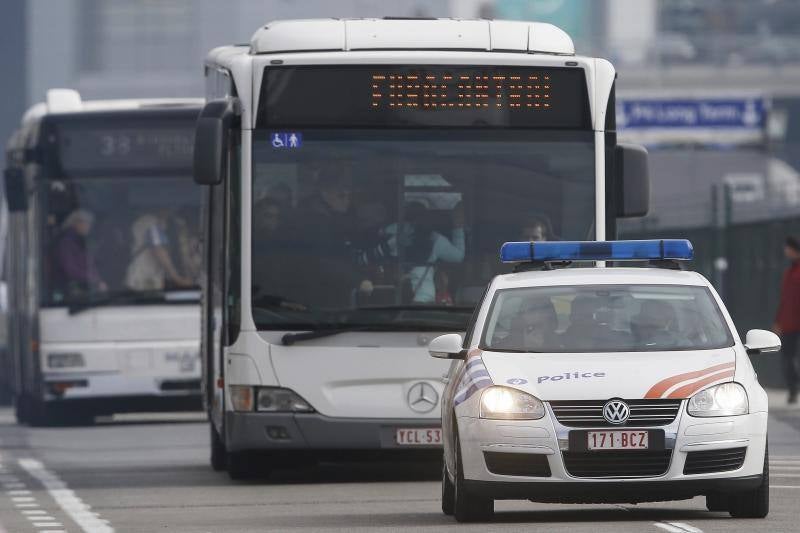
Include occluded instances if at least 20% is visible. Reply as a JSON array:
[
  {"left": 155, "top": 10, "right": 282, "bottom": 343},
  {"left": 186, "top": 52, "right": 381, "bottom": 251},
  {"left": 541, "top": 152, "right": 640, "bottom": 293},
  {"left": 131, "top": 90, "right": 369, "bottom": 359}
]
[
  {"left": 126, "top": 208, "right": 195, "bottom": 291},
  {"left": 52, "top": 209, "right": 108, "bottom": 296}
]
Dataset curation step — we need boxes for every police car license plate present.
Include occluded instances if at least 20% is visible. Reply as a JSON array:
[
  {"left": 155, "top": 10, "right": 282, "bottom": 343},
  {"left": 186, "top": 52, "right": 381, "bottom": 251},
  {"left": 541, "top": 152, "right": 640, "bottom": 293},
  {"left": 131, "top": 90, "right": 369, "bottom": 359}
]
[
  {"left": 587, "top": 430, "right": 649, "bottom": 450},
  {"left": 395, "top": 428, "right": 442, "bottom": 446}
]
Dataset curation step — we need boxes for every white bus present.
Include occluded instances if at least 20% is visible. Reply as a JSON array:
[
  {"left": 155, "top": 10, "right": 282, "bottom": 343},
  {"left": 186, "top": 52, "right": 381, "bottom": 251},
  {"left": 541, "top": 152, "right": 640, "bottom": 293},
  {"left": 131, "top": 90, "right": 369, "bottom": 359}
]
[
  {"left": 194, "top": 18, "right": 649, "bottom": 478},
  {"left": 4, "top": 90, "right": 204, "bottom": 425}
]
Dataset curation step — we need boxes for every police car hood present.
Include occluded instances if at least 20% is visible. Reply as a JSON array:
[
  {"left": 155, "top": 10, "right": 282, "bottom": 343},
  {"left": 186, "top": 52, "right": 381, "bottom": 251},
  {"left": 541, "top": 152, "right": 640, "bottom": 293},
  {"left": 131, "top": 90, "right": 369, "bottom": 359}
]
[{"left": 480, "top": 348, "right": 736, "bottom": 401}]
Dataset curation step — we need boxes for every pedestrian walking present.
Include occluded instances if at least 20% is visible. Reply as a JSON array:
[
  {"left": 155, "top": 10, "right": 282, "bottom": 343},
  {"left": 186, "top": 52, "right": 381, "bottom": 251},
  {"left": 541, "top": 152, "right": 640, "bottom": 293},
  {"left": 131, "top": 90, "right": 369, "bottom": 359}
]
[{"left": 774, "top": 236, "right": 800, "bottom": 404}]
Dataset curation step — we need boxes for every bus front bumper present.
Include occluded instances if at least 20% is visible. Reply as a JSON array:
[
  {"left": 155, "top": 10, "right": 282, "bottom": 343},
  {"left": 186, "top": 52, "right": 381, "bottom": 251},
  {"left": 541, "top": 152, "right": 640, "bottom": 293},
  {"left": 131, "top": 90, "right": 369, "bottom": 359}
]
[{"left": 225, "top": 411, "right": 441, "bottom": 452}]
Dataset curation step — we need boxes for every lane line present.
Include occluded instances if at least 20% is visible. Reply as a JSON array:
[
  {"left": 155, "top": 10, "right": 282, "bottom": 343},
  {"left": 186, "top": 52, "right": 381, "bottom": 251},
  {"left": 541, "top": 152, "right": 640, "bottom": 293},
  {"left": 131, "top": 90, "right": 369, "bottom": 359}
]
[
  {"left": 668, "top": 523, "right": 703, "bottom": 533},
  {"left": 772, "top": 485, "right": 800, "bottom": 489},
  {"left": 654, "top": 524, "right": 685, "bottom": 533},
  {"left": 19, "top": 458, "right": 114, "bottom": 533},
  {"left": 772, "top": 473, "right": 800, "bottom": 478}
]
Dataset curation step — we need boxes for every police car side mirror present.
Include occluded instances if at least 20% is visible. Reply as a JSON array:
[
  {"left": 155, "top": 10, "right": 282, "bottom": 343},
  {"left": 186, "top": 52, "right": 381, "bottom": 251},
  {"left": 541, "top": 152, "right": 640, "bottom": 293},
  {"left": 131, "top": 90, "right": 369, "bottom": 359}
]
[
  {"left": 744, "top": 329, "right": 781, "bottom": 356},
  {"left": 615, "top": 143, "right": 650, "bottom": 218},
  {"left": 4, "top": 167, "right": 28, "bottom": 212},
  {"left": 429, "top": 334, "right": 466, "bottom": 359},
  {"left": 194, "top": 99, "right": 237, "bottom": 186}
]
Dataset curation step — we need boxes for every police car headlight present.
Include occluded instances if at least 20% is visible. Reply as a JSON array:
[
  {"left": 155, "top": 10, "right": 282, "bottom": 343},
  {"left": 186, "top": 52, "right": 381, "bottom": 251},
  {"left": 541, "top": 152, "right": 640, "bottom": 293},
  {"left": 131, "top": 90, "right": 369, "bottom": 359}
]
[
  {"left": 256, "top": 387, "right": 314, "bottom": 413},
  {"left": 480, "top": 386, "right": 545, "bottom": 420},
  {"left": 687, "top": 382, "right": 748, "bottom": 417}
]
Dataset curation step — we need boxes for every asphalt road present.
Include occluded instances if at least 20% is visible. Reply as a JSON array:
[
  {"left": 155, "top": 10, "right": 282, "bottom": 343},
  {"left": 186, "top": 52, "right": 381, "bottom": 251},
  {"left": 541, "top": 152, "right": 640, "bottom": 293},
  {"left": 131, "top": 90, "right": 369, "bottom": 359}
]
[{"left": 0, "top": 396, "right": 798, "bottom": 533}]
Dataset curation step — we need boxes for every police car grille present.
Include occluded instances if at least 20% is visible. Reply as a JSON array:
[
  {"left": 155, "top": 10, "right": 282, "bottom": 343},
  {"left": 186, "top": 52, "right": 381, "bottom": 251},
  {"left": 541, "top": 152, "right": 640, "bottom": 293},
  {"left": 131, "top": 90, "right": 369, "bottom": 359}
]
[
  {"left": 549, "top": 399, "right": 682, "bottom": 427},
  {"left": 683, "top": 447, "right": 747, "bottom": 475},
  {"left": 562, "top": 450, "right": 672, "bottom": 478}
]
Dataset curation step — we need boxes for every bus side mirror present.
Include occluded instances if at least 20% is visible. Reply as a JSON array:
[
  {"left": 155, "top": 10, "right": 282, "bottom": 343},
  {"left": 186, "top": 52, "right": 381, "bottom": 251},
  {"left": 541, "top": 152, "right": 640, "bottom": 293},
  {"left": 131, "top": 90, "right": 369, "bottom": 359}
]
[
  {"left": 194, "top": 99, "right": 236, "bottom": 186},
  {"left": 615, "top": 143, "right": 650, "bottom": 218},
  {"left": 4, "top": 167, "right": 28, "bottom": 212}
]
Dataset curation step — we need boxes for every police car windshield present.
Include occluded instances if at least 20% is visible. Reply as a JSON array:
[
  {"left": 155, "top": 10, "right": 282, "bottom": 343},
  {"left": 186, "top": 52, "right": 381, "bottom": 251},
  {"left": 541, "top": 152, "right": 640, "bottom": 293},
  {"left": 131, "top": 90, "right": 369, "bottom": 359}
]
[
  {"left": 481, "top": 284, "right": 735, "bottom": 353},
  {"left": 250, "top": 129, "right": 595, "bottom": 331}
]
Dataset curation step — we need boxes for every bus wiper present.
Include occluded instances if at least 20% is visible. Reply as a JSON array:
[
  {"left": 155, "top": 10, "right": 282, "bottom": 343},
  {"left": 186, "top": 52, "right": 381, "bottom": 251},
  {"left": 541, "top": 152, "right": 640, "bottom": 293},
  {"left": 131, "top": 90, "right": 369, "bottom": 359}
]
[
  {"left": 67, "top": 291, "right": 165, "bottom": 315},
  {"left": 281, "top": 325, "right": 374, "bottom": 346},
  {"left": 356, "top": 304, "right": 473, "bottom": 312}
]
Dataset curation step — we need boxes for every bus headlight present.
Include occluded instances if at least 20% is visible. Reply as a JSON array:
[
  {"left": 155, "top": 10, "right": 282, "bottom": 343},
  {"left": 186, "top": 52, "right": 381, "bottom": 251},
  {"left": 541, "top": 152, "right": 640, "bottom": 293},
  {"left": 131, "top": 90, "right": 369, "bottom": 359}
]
[
  {"left": 47, "top": 352, "right": 85, "bottom": 368},
  {"left": 480, "top": 386, "right": 545, "bottom": 420},
  {"left": 687, "top": 382, "right": 748, "bottom": 417},
  {"left": 256, "top": 387, "right": 314, "bottom": 413}
]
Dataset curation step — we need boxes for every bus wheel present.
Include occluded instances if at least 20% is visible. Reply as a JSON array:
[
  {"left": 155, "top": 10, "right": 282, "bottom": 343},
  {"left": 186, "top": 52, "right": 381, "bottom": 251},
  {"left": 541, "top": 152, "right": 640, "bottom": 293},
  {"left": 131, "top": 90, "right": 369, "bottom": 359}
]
[
  {"left": 210, "top": 424, "right": 227, "bottom": 472},
  {"left": 14, "top": 395, "right": 29, "bottom": 425},
  {"left": 226, "top": 451, "right": 265, "bottom": 480},
  {"left": 27, "top": 399, "right": 56, "bottom": 427}
]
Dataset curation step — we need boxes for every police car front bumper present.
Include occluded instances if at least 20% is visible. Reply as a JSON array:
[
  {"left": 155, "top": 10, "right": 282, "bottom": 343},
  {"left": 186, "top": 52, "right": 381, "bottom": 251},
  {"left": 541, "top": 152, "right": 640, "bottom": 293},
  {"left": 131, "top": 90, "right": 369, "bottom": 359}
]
[
  {"left": 225, "top": 411, "right": 441, "bottom": 452},
  {"left": 457, "top": 406, "right": 768, "bottom": 502}
]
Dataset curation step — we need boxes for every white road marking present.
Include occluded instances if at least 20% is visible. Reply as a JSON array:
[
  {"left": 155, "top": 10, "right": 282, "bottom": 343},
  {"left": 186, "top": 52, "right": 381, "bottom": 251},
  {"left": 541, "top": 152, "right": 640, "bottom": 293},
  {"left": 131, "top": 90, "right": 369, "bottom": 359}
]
[
  {"left": 22, "top": 510, "right": 47, "bottom": 515},
  {"left": 7, "top": 489, "right": 32, "bottom": 495},
  {"left": 654, "top": 523, "right": 704, "bottom": 533},
  {"left": 654, "top": 524, "right": 685, "bottom": 533},
  {"left": 772, "top": 484, "right": 800, "bottom": 489},
  {"left": 27, "top": 515, "right": 55, "bottom": 521},
  {"left": 19, "top": 457, "right": 114, "bottom": 533},
  {"left": 772, "top": 473, "right": 800, "bottom": 478},
  {"left": 15, "top": 502, "right": 39, "bottom": 508}
]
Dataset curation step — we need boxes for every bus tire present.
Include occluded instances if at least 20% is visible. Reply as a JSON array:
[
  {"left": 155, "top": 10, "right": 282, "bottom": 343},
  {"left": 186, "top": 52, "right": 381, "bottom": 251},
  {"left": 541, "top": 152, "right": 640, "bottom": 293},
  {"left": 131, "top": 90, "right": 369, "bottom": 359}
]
[
  {"left": 210, "top": 424, "right": 227, "bottom": 472},
  {"left": 27, "top": 399, "right": 56, "bottom": 427},
  {"left": 14, "top": 395, "right": 29, "bottom": 425},
  {"left": 227, "top": 451, "right": 264, "bottom": 480}
]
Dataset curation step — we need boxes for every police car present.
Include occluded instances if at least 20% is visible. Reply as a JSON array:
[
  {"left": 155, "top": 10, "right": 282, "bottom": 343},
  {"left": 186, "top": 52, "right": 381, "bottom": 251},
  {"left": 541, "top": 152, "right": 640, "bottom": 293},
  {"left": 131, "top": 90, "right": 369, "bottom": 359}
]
[{"left": 431, "top": 240, "right": 777, "bottom": 522}]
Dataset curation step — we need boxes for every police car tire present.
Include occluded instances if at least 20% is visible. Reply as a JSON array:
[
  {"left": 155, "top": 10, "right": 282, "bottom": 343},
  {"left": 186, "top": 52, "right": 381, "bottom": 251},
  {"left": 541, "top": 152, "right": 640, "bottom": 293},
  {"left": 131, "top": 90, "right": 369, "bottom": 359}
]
[
  {"left": 210, "top": 424, "right": 227, "bottom": 472},
  {"left": 705, "top": 493, "right": 729, "bottom": 512},
  {"left": 729, "top": 447, "right": 769, "bottom": 519},
  {"left": 453, "top": 431, "right": 493, "bottom": 522},
  {"left": 441, "top": 453, "right": 455, "bottom": 515}
]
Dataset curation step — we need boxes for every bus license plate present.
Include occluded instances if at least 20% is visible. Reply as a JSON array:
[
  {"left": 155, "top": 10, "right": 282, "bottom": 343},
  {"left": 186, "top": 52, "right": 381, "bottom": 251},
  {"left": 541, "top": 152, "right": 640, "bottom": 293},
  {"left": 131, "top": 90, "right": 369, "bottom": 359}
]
[
  {"left": 588, "top": 430, "right": 649, "bottom": 450},
  {"left": 396, "top": 428, "right": 442, "bottom": 446}
]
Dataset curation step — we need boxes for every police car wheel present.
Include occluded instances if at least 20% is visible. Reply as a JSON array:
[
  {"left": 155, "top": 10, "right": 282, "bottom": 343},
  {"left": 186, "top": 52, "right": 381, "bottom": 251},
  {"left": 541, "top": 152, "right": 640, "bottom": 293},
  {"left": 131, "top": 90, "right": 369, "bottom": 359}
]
[
  {"left": 210, "top": 424, "right": 227, "bottom": 472},
  {"left": 441, "top": 453, "right": 455, "bottom": 515},
  {"left": 453, "top": 430, "right": 493, "bottom": 522},
  {"left": 729, "top": 447, "right": 769, "bottom": 519},
  {"left": 705, "top": 493, "right": 729, "bottom": 512}
]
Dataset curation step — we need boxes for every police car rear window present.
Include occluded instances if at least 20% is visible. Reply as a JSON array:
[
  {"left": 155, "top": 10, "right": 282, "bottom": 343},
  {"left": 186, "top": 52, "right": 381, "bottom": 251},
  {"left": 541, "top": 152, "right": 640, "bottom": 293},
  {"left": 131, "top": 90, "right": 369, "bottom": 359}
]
[{"left": 481, "top": 284, "right": 734, "bottom": 353}]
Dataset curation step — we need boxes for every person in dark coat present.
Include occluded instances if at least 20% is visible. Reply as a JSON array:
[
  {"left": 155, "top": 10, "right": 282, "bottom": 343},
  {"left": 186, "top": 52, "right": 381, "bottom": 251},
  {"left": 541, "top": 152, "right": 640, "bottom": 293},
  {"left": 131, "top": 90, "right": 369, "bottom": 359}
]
[{"left": 774, "top": 236, "right": 800, "bottom": 404}]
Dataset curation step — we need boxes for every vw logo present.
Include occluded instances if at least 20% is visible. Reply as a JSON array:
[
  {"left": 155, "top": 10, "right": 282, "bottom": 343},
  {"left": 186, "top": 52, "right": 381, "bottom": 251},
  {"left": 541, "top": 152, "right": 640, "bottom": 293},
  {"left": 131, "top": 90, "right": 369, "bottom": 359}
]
[
  {"left": 407, "top": 382, "right": 439, "bottom": 414},
  {"left": 602, "top": 399, "right": 630, "bottom": 425}
]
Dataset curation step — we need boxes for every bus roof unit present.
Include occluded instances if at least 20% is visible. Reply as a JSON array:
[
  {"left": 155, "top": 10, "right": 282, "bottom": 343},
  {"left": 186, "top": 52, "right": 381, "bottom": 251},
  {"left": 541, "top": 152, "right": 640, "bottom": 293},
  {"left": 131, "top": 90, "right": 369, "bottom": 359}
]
[{"left": 250, "top": 19, "right": 575, "bottom": 56}]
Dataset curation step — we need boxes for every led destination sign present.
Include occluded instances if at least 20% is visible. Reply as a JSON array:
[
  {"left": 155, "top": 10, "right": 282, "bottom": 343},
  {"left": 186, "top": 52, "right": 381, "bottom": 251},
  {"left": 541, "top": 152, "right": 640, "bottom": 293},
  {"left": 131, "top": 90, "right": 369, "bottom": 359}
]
[{"left": 259, "top": 66, "right": 590, "bottom": 129}]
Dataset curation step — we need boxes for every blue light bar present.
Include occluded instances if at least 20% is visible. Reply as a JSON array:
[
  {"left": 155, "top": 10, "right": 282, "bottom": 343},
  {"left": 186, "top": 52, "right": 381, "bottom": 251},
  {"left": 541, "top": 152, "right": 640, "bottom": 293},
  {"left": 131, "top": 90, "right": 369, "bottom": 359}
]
[{"left": 500, "top": 239, "right": 694, "bottom": 263}]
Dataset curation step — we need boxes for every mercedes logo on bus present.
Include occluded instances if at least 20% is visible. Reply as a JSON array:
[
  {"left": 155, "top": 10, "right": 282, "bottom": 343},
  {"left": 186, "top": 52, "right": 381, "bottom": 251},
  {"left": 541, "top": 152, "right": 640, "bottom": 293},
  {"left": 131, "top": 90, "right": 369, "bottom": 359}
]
[
  {"left": 602, "top": 399, "right": 630, "bottom": 425},
  {"left": 407, "top": 382, "right": 439, "bottom": 414}
]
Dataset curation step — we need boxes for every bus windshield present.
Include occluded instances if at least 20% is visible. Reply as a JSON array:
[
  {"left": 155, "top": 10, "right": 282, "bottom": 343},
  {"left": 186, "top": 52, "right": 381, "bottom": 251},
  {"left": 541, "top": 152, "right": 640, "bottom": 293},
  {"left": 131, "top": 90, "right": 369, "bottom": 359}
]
[
  {"left": 251, "top": 129, "right": 595, "bottom": 331},
  {"left": 42, "top": 176, "right": 201, "bottom": 307}
]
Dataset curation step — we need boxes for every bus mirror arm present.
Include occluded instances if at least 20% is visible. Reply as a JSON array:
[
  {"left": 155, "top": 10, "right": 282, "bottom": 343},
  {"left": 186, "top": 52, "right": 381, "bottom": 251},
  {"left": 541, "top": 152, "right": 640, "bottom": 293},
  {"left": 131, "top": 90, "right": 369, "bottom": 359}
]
[
  {"left": 615, "top": 143, "right": 650, "bottom": 218},
  {"left": 193, "top": 98, "right": 238, "bottom": 186},
  {"left": 4, "top": 167, "right": 28, "bottom": 212}
]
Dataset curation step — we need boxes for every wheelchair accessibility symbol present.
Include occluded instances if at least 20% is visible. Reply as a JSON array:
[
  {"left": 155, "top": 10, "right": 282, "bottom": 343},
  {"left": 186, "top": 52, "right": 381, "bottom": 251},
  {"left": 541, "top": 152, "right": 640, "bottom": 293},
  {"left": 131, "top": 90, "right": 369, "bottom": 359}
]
[{"left": 271, "top": 132, "right": 303, "bottom": 149}]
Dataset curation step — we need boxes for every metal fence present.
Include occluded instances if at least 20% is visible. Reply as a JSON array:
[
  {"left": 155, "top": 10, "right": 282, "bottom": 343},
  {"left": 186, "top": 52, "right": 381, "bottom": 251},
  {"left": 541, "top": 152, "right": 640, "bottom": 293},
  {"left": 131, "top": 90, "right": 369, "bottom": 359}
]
[{"left": 621, "top": 217, "right": 800, "bottom": 388}]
